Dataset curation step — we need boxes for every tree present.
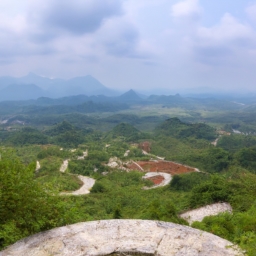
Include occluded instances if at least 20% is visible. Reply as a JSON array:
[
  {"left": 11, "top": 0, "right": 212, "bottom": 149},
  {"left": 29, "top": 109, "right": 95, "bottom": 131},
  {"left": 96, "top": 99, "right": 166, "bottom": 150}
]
[{"left": 0, "top": 150, "right": 67, "bottom": 249}]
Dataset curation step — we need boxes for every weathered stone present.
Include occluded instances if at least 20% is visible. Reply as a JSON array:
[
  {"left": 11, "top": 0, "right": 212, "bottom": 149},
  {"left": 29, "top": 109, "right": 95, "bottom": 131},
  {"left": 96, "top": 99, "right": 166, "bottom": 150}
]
[
  {"left": 180, "top": 203, "right": 233, "bottom": 225},
  {"left": 0, "top": 220, "right": 243, "bottom": 256}
]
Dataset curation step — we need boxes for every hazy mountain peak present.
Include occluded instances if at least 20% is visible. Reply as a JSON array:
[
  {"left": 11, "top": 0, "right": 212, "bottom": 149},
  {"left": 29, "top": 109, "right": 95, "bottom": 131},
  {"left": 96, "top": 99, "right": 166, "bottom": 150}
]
[
  {"left": 0, "top": 83, "right": 46, "bottom": 101},
  {"left": 27, "top": 72, "right": 40, "bottom": 77},
  {"left": 119, "top": 89, "right": 141, "bottom": 101},
  {"left": 0, "top": 73, "right": 117, "bottom": 99}
]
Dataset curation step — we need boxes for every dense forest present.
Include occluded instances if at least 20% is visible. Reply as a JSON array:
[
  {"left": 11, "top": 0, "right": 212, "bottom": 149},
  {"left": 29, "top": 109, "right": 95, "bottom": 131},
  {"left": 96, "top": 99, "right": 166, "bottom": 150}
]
[{"left": 1, "top": 95, "right": 256, "bottom": 255}]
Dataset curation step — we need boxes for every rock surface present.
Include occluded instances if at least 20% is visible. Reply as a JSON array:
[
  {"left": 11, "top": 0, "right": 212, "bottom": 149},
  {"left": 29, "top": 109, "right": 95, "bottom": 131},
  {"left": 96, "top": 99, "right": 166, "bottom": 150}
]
[
  {"left": 180, "top": 202, "right": 233, "bottom": 225},
  {"left": 0, "top": 220, "right": 243, "bottom": 256}
]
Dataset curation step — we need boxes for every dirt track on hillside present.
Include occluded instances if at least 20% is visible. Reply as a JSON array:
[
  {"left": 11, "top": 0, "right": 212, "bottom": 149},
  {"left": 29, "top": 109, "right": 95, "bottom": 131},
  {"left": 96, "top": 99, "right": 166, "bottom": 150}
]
[{"left": 59, "top": 159, "right": 95, "bottom": 196}]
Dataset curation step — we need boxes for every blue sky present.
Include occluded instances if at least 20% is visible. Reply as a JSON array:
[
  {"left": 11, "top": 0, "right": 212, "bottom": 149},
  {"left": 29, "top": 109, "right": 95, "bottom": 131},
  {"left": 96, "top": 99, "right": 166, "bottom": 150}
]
[{"left": 0, "top": 0, "right": 256, "bottom": 92}]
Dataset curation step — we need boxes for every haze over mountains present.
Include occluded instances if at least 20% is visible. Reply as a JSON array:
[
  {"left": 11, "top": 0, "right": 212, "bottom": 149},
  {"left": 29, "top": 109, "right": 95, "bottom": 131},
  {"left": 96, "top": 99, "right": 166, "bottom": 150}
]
[
  {"left": 0, "top": 73, "right": 255, "bottom": 104},
  {"left": 0, "top": 73, "right": 117, "bottom": 101}
]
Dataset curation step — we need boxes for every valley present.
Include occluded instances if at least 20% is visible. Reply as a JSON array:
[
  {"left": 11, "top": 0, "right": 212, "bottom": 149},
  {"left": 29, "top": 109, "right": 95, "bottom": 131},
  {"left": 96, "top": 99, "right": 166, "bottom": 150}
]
[{"left": 1, "top": 93, "right": 256, "bottom": 255}]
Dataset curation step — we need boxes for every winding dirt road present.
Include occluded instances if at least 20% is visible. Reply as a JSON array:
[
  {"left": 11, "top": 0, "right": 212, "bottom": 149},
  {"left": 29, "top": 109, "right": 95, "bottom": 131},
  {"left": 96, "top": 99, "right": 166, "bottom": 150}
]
[
  {"left": 59, "top": 159, "right": 95, "bottom": 196},
  {"left": 142, "top": 172, "right": 172, "bottom": 189},
  {"left": 60, "top": 175, "right": 95, "bottom": 196}
]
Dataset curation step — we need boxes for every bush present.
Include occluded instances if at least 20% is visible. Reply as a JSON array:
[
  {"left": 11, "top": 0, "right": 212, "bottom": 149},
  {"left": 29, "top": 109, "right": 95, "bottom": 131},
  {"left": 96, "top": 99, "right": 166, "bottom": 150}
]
[
  {"left": 0, "top": 151, "right": 67, "bottom": 249},
  {"left": 91, "top": 182, "right": 106, "bottom": 193},
  {"left": 235, "top": 147, "right": 256, "bottom": 173},
  {"left": 188, "top": 176, "right": 230, "bottom": 208},
  {"left": 170, "top": 172, "right": 210, "bottom": 192}
]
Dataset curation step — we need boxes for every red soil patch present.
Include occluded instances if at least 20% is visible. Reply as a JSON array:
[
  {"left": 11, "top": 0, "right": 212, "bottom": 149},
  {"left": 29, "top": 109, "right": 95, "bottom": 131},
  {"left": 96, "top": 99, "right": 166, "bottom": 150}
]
[
  {"left": 138, "top": 141, "right": 151, "bottom": 153},
  {"left": 128, "top": 160, "right": 195, "bottom": 175},
  {"left": 146, "top": 175, "right": 165, "bottom": 185}
]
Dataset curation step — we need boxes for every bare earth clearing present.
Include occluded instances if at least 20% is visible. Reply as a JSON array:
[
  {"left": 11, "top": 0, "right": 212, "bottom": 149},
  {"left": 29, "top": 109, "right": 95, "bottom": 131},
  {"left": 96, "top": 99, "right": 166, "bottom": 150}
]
[
  {"left": 127, "top": 160, "right": 197, "bottom": 175},
  {"left": 127, "top": 159, "right": 197, "bottom": 187},
  {"left": 142, "top": 172, "right": 172, "bottom": 189},
  {"left": 107, "top": 152, "right": 198, "bottom": 188}
]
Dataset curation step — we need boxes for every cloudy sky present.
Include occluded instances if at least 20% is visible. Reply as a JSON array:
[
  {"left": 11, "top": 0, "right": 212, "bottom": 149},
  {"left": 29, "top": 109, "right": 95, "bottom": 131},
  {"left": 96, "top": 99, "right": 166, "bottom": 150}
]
[{"left": 1, "top": 0, "right": 256, "bottom": 92}]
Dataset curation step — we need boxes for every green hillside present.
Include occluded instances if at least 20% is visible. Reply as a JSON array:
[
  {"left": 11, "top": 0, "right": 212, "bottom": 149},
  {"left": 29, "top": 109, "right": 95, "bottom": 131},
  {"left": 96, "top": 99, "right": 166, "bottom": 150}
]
[{"left": 155, "top": 117, "right": 217, "bottom": 141}]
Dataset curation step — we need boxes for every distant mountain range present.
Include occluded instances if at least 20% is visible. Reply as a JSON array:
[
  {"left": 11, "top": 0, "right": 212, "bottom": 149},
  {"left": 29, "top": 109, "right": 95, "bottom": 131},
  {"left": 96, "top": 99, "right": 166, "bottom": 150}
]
[
  {"left": 0, "top": 73, "right": 255, "bottom": 105},
  {"left": 0, "top": 73, "right": 117, "bottom": 101},
  {"left": 0, "top": 87, "right": 247, "bottom": 118}
]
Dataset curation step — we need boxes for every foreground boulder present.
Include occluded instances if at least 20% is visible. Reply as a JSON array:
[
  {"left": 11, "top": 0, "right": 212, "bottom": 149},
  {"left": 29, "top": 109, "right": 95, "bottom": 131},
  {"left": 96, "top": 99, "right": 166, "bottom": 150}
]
[{"left": 0, "top": 220, "right": 243, "bottom": 256}]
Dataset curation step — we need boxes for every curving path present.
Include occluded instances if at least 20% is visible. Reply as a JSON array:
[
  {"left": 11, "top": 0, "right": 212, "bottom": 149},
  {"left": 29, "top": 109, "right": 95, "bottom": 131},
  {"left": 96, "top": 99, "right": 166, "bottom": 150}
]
[
  {"left": 35, "top": 161, "right": 41, "bottom": 172},
  {"left": 60, "top": 175, "right": 95, "bottom": 196},
  {"left": 59, "top": 159, "right": 69, "bottom": 173},
  {"left": 59, "top": 159, "right": 95, "bottom": 196},
  {"left": 142, "top": 172, "right": 172, "bottom": 189},
  {"left": 211, "top": 137, "right": 220, "bottom": 146}
]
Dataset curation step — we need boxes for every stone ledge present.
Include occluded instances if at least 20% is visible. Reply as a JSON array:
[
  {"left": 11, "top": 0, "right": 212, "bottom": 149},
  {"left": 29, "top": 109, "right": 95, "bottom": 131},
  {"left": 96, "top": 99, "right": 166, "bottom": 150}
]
[{"left": 0, "top": 220, "right": 243, "bottom": 256}]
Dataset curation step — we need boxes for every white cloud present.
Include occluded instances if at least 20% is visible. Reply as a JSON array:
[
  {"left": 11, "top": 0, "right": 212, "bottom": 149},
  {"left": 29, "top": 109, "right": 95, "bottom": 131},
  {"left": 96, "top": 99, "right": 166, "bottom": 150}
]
[
  {"left": 171, "top": 0, "right": 201, "bottom": 21},
  {"left": 187, "top": 13, "right": 256, "bottom": 66},
  {"left": 197, "top": 13, "right": 253, "bottom": 46},
  {"left": 95, "top": 18, "right": 151, "bottom": 59},
  {"left": 246, "top": 3, "right": 256, "bottom": 23},
  {"left": 29, "top": 0, "right": 123, "bottom": 36}
]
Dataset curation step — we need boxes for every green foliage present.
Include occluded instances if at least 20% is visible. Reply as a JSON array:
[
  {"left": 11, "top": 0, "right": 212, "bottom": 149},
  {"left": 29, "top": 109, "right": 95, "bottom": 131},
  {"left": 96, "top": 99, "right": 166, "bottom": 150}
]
[
  {"left": 87, "top": 150, "right": 109, "bottom": 162},
  {"left": 226, "top": 168, "right": 256, "bottom": 212},
  {"left": 37, "top": 146, "right": 70, "bottom": 159},
  {"left": 0, "top": 150, "right": 70, "bottom": 248},
  {"left": 155, "top": 117, "right": 216, "bottom": 141},
  {"left": 191, "top": 205, "right": 256, "bottom": 256},
  {"left": 24, "top": 101, "right": 129, "bottom": 115},
  {"left": 192, "top": 213, "right": 235, "bottom": 241},
  {"left": 200, "top": 147, "right": 230, "bottom": 173},
  {"left": 36, "top": 156, "right": 63, "bottom": 176},
  {"left": 14, "top": 145, "right": 43, "bottom": 165},
  {"left": 113, "top": 207, "right": 122, "bottom": 219},
  {"left": 46, "top": 121, "right": 74, "bottom": 136},
  {"left": 104, "top": 141, "right": 129, "bottom": 158},
  {"left": 45, "top": 121, "right": 86, "bottom": 147},
  {"left": 7, "top": 127, "right": 48, "bottom": 145},
  {"left": 128, "top": 147, "right": 144, "bottom": 159},
  {"left": 91, "top": 181, "right": 106, "bottom": 193},
  {"left": 37, "top": 172, "right": 82, "bottom": 192},
  {"left": 34, "top": 155, "right": 83, "bottom": 192},
  {"left": 69, "top": 161, "right": 108, "bottom": 176},
  {"left": 188, "top": 176, "right": 230, "bottom": 208},
  {"left": 53, "top": 131, "right": 85, "bottom": 148},
  {"left": 170, "top": 172, "right": 210, "bottom": 192},
  {"left": 218, "top": 134, "right": 256, "bottom": 153},
  {"left": 142, "top": 199, "right": 186, "bottom": 224},
  {"left": 179, "top": 147, "right": 230, "bottom": 173},
  {"left": 106, "top": 123, "right": 148, "bottom": 142},
  {"left": 235, "top": 147, "right": 256, "bottom": 173},
  {"left": 2, "top": 108, "right": 256, "bottom": 254}
]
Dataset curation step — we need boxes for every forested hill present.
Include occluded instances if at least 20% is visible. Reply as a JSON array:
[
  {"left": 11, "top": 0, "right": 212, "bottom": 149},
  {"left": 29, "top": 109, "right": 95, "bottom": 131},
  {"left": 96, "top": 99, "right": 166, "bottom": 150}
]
[
  {"left": 105, "top": 123, "right": 148, "bottom": 142},
  {"left": 1, "top": 112, "right": 256, "bottom": 254},
  {"left": 155, "top": 117, "right": 217, "bottom": 141}
]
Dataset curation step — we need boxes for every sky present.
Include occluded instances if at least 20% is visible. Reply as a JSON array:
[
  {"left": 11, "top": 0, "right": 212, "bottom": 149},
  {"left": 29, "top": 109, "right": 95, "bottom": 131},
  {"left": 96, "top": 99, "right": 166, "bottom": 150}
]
[{"left": 1, "top": 0, "right": 256, "bottom": 93}]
